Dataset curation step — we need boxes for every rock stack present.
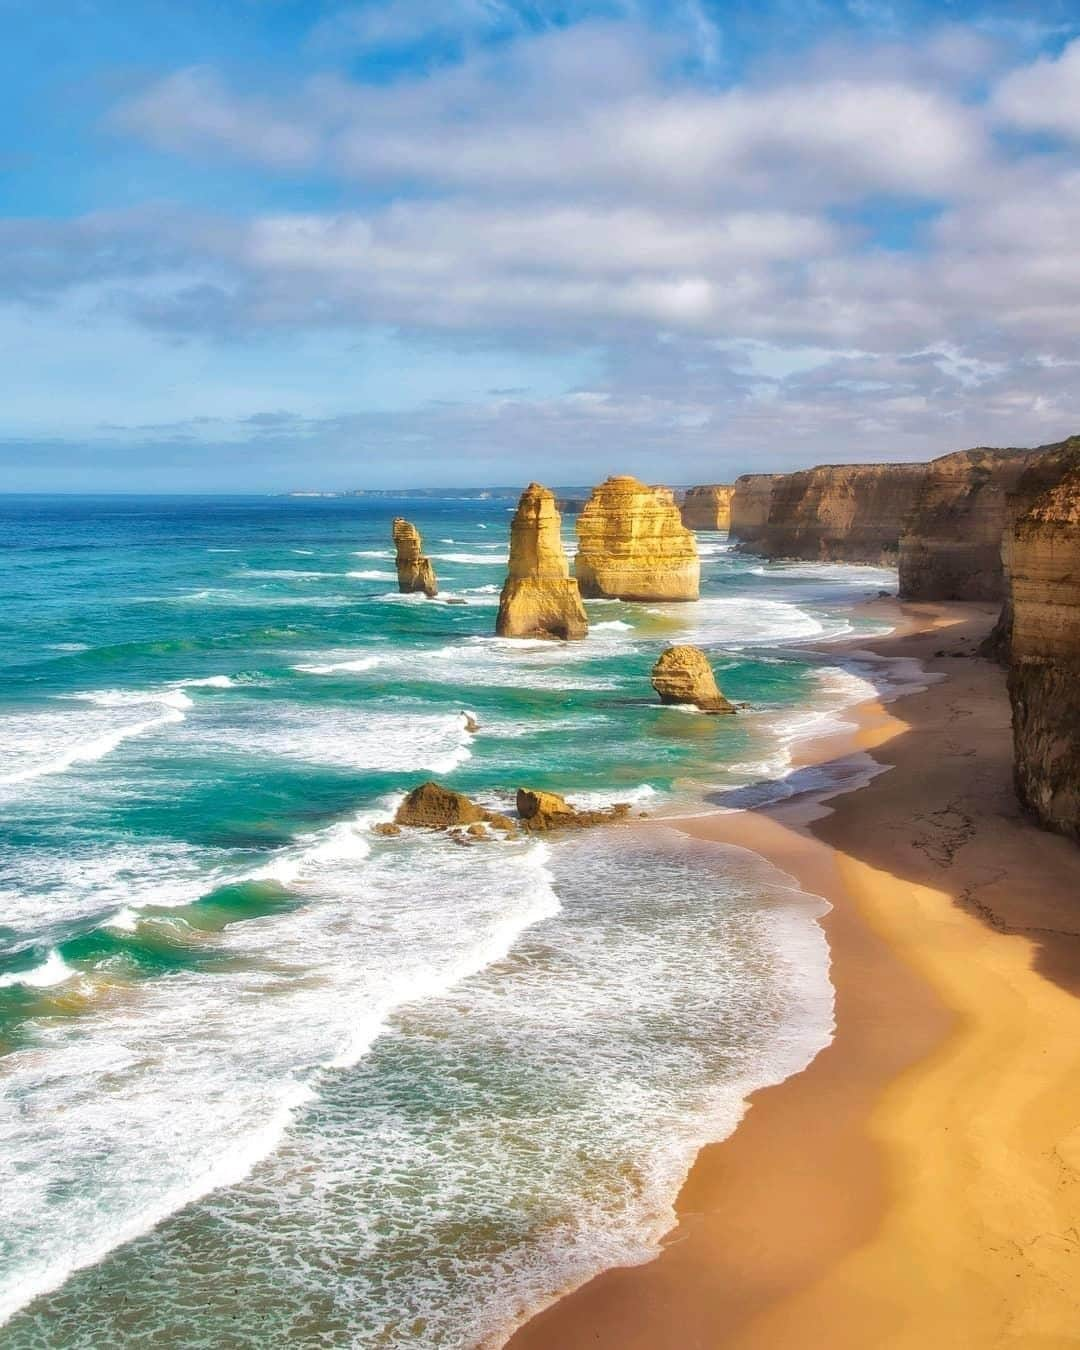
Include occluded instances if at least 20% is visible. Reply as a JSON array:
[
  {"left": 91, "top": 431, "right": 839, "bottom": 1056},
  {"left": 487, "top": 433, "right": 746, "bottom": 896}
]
[
  {"left": 729, "top": 473, "right": 783, "bottom": 549},
  {"left": 681, "top": 485, "right": 734, "bottom": 531},
  {"left": 575, "top": 475, "right": 699, "bottom": 601},
  {"left": 650, "top": 645, "right": 735, "bottom": 713},
  {"left": 496, "top": 483, "right": 588, "bottom": 640},
  {"left": 392, "top": 518, "right": 438, "bottom": 597},
  {"left": 1006, "top": 441, "right": 1080, "bottom": 840}
]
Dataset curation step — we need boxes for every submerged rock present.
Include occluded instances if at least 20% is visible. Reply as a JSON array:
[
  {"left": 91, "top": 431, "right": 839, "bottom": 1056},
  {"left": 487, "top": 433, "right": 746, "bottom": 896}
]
[
  {"left": 575, "top": 475, "right": 699, "bottom": 601},
  {"left": 516, "top": 787, "right": 631, "bottom": 832},
  {"left": 681, "top": 484, "right": 734, "bottom": 531},
  {"left": 650, "top": 645, "right": 736, "bottom": 713},
  {"left": 496, "top": 483, "right": 588, "bottom": 640},
  {"left": 371, "top": 821, "right": 402, "bottom": 837},
  {"left": 392, "top": 518, "right": 438, "bottom": 597}
]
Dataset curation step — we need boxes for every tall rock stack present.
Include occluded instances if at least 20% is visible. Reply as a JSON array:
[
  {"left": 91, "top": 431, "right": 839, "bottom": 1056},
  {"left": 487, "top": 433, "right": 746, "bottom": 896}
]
[
  {"left": 681, "top": 485, "right": 734, "bottom": 531},
  {"left": 496, "top": 483, "right": 588, "bottom": 640},
  {"left": 575, "top": 475, "right": 699, "bottom": 601},
  {"left": 729, "top": 473, "right": 782, "bottom": 549},
  {"left": 392, "top": 518, "right": 438, "bottom": 597},
  {"left": 898, "top": 448, "right": 1039, "bottom": 601},
  {"left": 1006, "top": 443, "right": 1080, "bottom": 839}
]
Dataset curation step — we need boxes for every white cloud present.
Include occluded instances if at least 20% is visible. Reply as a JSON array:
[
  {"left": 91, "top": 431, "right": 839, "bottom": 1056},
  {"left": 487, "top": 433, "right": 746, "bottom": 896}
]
[
  {"left": 993, "top": 37, "right": 1080, "bottom": 140},
  {"left": 110, "top": 67, "right": 319, "bottom": 169}
]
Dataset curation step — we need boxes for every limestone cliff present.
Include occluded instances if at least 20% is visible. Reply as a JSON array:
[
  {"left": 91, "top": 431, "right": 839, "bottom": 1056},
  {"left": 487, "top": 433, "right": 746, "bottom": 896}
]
[
  {"left": 1006, "top": 442, "right": 1080, "bottom": 839},
  {"left": 898, "top": 448, "right": 1038, "bottom": 601},
  {"left": 681, "top": 484, "right": 734, "bottom": 531},
  {"left": 650, "top": 645, "right": 735, "bottom": 713},
  {"left": 729, "top": 474, "right": 782, "bottom": 549},
  {"left": 392, "top": 518, "right": 438, "bottom": 597},
  {"left": 496, "top": 483, "right": 588, "bottom": 640},
  {"left": 750, "top": 463, "right": 927, "bottom": 563},
  {"left": 982, "top": 436, "right": 1080, "bottom": 660},
  {"left": 575, "top": 475, "right": 699, "bottom": 601}
]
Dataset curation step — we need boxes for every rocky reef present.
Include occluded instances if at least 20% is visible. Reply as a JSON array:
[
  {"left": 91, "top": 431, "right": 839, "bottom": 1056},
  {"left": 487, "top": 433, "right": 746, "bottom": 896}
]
[
  {"left": 516, "top": 788, "right": 631, "bottom": 832},
  {"left": 575, "top": 475, "right": 699, "bottom": 601},
  {"left": 729, "top": 473, "right": 782, "bottom": 549},
  {"left": 898, "top": 448, "right": 1038, "bottom": 601},
  {"left": 681, "top": 484, "right": 734, "bottom": 531},
  {"left": 495, "top": 483, "right": 588, "bottom": 640},
  {"left": 1006, "top": 442, "right": 1080, "bottom": 840},
  {"left": 650, "top": 645, "right": 735, "bottom": 713},
  {"left": 392, "top": 518, "right": 438, "bottom": 597},
  {"left": 391, "top": 782, "right": 515, "bottom": 834},
  {"left": 749, "top": 462, "right": 927, "bottom": 564}
]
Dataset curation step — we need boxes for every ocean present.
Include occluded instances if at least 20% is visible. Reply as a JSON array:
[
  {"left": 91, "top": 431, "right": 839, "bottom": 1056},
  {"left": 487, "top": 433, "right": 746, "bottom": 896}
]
[{"left": 1, "top": 494, "right": 900, "bottom": 1347}]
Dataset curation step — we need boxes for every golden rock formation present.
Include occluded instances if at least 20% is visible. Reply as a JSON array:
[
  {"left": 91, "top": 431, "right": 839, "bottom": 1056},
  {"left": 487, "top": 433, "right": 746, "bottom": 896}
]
[
  {"left": 650, "top": 645, "right": 735, "bottom": 713},
  {"left": 496, "top": 483, "right": 588, "bottom": 640},
  {"left": 575, "top": 475, "right": 699, "bottom": 601},
  {"left": 681, "top": 485, "right": 734, "bottom": 531},
  {"left": 1006, "top": 440, "right": 1080, "bottom": 839},
  {"left": 395, "top": 781, "right": 486, "bottom": 828},
  {"left": 392, "top": 518, "right": 438, "bottom": 597}
]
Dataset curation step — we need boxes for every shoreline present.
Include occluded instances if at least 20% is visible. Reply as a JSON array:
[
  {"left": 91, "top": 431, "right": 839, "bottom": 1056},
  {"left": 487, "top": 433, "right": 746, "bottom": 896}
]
[{"left": 508, "top": 598, "right": 1080, "bottom": 1348}]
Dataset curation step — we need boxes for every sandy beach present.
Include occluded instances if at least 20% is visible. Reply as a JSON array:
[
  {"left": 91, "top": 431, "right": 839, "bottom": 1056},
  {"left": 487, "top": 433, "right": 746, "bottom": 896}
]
[{"left": 509, "top": 599, "right": 1080, "bottom": 1350}]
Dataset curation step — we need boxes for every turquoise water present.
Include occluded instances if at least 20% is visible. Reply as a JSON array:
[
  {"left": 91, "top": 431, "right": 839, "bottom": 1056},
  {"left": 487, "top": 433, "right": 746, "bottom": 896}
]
[{"left": 0, "top": 495, "right": 897, "bottom": 1347}]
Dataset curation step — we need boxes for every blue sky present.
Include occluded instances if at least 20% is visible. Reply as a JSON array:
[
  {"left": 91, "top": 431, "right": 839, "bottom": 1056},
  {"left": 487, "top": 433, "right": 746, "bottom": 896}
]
[{"left": 3, "top": 0, "right": 1080, "bottom": 490}]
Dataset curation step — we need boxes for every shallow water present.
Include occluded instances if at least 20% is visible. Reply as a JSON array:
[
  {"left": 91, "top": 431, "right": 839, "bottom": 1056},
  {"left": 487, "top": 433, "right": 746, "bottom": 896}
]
[{"left": 1, "top": 494, "right": 899, "bottom": 1346}]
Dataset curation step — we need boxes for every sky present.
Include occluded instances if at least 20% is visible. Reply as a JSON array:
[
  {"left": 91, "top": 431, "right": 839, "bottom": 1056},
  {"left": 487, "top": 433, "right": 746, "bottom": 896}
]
[{"left": 3, "top": 0, "right": 1080, "bottom": 491}]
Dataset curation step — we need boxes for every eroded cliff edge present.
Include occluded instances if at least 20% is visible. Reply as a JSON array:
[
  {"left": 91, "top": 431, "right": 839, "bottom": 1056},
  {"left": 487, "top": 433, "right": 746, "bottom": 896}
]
[
  {"left": 681, "top": 484, "right": 734, "bottom": 531},
  {"left": 575, "top": 475, "right": 699, "bottom": 601},
  {"left": 729, "top": 473, "right": 781, "bottom": 550},
  {"left": 898, "top": 448, "right": 1038, "bottom": 601},
  {"left": 754, "top": 462, "right": 927, "bottom": 564},
  {"left": 1007, "top": 443, "right": 1080, "bottom": 840}
]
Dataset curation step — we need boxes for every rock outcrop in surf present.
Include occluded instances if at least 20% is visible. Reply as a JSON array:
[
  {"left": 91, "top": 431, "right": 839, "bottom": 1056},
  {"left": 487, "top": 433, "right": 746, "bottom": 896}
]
[
  {"left": 516, "top": 787, "right": 632, "bottom": 832},
  {"left": 392, "top": 518, "right": 438, "bottom": 597},
  {"left": 681, "top": 485, "right": 734, "bottom": 531},
  {"left": 575, "top": 475, "right": 699, "bottom": 601},
  {"left": 650, "top": 645, "right": 735, "bottom": 713},
  {"left": 495, "top": 483, "right": 588, "bottom": 640}
]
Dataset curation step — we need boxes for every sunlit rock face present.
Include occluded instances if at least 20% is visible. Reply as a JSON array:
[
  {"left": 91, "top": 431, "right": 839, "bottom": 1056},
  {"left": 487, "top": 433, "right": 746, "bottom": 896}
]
[
  {"left": 392, "top": 518, "right": 438, "bottom": 597},
  {"left": 750, "top": 462, "right": 927, "bottom": 564},
  {"left": 496, "top": 483, "right": 588, "bottom": 640},
  {"left": 681, "top": 484, "right": 734, "bottom": 531},
  {"left": 1006, "top": 440, "right": 1080, "bottom": 839},
  {"left": 729, "top": 473, "right": 782, "bottom": 550},
  {"left": 650, "top": 645, "right": 735, "bottom": 713},
  {"left": 575, "top": 475, "right": 699, "bottom": 601},
  {"left": 898, "top": 448, "right": 1038, "bottom": 601}
]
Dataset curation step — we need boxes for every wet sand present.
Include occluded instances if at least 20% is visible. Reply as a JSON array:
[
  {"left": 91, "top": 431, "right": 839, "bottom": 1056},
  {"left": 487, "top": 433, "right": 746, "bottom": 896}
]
[{"left": 508, "top": 599, "right": 1080, "bottom": 1349}]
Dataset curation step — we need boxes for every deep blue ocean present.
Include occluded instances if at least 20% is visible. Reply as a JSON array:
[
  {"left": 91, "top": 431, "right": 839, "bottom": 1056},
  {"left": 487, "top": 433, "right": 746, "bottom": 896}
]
[{"left": 0, "top": 494, "right": 901, "bottom": 1347}]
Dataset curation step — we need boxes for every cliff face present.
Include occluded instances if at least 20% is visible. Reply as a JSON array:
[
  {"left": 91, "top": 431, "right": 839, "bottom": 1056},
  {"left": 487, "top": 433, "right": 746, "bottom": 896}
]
[
  {"left": 575, "top": 475, "right": 699, "bottom": 601},
  {"left": 681, "top": 484, "right": 734, "bottom": 531},
  {"left": 898, "top": 448, "right": 1038, "bottom": 601},
  {"left": 392, "top": 518, "right": 437, "bottom": 597},
  {"left": 729, "top": 474, "right": 781, "bottom": 548},
  {"left": 751, "top": 463, "right": 927, "bottom": 563},
  {"left": 496, "top": 483, "right": 588, "bottom": 640},
  {"left": 1006, "top": 443, "right": 1080, "bottom": 839}
]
